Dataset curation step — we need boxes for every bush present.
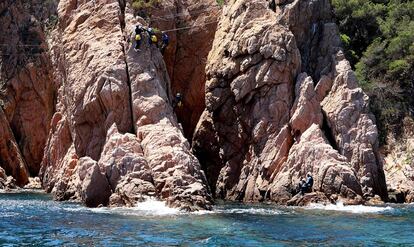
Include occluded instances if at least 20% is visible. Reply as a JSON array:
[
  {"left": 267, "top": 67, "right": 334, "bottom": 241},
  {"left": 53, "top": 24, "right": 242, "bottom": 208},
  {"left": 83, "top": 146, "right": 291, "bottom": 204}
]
[
  {"left": 131, "top": 0, "right": 160, "bottom": 17},
  {"left": 333, "top": 0, "right": 414, "bottom": 144}
]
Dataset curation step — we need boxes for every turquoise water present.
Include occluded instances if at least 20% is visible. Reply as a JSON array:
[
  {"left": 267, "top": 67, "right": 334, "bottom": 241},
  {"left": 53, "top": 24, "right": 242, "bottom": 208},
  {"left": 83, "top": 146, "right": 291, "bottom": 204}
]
[{"left": 0, "top": 191, "right": 413, "bottom": 246}]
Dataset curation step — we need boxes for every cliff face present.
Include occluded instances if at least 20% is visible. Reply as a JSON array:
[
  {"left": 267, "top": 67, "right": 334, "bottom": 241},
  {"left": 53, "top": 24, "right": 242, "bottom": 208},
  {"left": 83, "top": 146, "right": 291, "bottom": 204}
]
[
  {"left": 149, "top": 0, "right": 219, "bottom": 139},
  {"left": 37, "top": 0, "right": 211, "bottom": 211},
  {"left": 0, "top": 0, "right": 55, "bottom": 184},
  {"left": 193, "top": 0, "right": 387, "bottom": 204},
  {"left": 0, "top": 0, "right": 396, "bottom": 208}
]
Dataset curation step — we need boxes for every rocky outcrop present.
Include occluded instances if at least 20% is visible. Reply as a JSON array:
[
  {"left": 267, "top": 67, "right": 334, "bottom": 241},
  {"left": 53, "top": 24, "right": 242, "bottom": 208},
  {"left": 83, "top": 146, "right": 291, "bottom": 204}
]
[
  {"left": 278, "top": 0, "right": 387, "bottom": 199},
  {"left": 0, "top": 166, "right": 17, "bottom": 190},
  {"left": 150, "top": 0, "right": 220, "bottom": 139},
  {"left": 383, "top": 118, "right": 414, "bottom": 203},
  {"left": 193, "top": 0, "right": 386, "bottom": 205},
  {"left": 0, "top": 107, "right": 29, "bottom": 186},
  {"left": 194, "top": 0, "right": 301, "bottom": 201},
  {"left": 321, "top": 56, "right": 387, "bottom": 199},
  {"left": 39, "top": 0, "right": 212, "bottom": 211},
  {"left": 270, "top": 124, "right": 362, "bottom": 203},
  {"left": 0, "top": 0, "right": 55, "bottom": 177}
]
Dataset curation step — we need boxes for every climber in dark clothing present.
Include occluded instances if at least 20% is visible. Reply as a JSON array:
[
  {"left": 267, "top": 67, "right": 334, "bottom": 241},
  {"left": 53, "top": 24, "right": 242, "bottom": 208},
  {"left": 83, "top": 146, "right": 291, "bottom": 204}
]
[
  {"left": 269, "top": 0, "right": 276, "bottom": 12},
  {"left": 161, "top": 32, "right": 169, "bottom": 54},
  {"left": 147, "top": 27, "right": 158, "bottom": 47},
  {"left": 172, "top": 93, "right": 183, "bottom": 109},
  {"left": 305, "top": 172, "right": 314, "bottom": 193},
  {"left": 298, "top": 178, "right": 307, "bottom": 195},
  {"left": 134, "top": 25, "right": 144, "bottom": 51}
]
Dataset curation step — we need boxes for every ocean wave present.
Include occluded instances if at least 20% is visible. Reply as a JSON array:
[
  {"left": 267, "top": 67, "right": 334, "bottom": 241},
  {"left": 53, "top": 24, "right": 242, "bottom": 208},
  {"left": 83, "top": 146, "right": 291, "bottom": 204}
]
[
  {"left": 305, "top": 201, "right": 393, "bottom": 214},
  {"left": 62, "top": 199, "right": 286, "bottom": 217},
  {"left": 195, "top": 207, "right": 286, "bottom": 215}
]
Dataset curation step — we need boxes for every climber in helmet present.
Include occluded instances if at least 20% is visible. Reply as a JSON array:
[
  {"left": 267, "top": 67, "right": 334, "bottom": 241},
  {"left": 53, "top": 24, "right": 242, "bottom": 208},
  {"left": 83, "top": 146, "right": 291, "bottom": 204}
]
[
  {"left": 147, "top": 27, "right": 158, "bottom": 47},
  {"left": 305, "top": 172, "right": 314, "bottom": 193},
  {"left": 134, "top": 25, "right": 144, "bottom": 51},
  {"left": 161, "top": 31, "right": 169, "bottom": 55},
  {"left": 269, "top": 0, "right": 276, "bottom": 12},
  {"left": 173, "top": 93, "right": 183, "bottom": 108}
]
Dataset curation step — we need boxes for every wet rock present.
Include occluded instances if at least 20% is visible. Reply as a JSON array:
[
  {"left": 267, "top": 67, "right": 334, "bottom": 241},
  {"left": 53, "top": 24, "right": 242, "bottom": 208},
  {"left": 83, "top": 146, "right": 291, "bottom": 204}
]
[
  {"left": 287, "top": 192, "right": 331, "bottom": 206},
  {"left": 78, "top": 157, "right": 111, "bottom": 207}
]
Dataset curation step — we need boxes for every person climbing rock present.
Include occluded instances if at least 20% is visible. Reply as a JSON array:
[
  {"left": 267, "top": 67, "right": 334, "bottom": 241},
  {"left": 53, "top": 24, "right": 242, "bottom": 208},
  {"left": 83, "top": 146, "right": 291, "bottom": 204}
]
[
  {"left": 134, "top": 25, "right": 144, "bottom": 51},
  {"left": 269, "top": 0, "right": 276, "bottom": 12},
  {"left": 305, "top": 172, "right": 313, "bottom": 193},
  {"left": 173, "top": 93, "right": 183, "bottom": 109},
  {"left": 147, "top": 27, "right": 158, "bottom": 47},
  {"left": 161, "top": 32, "right": 169, "bottom": 54}
]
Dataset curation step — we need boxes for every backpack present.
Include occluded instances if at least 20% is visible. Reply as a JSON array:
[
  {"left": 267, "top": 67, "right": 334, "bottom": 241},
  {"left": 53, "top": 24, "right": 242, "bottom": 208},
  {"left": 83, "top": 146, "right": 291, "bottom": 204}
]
[
  {"left": 135, "top": 34, "right": 141, "bottom": 41},
  {"left": 151, "top": 35, "right": 158, "bottom": 43}
]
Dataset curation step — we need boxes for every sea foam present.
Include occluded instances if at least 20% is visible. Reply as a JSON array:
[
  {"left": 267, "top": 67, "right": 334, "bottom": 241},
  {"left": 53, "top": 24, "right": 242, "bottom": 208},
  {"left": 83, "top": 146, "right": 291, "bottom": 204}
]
[{"left": 305, "top": 201, "right": 393, "bottom": 214}]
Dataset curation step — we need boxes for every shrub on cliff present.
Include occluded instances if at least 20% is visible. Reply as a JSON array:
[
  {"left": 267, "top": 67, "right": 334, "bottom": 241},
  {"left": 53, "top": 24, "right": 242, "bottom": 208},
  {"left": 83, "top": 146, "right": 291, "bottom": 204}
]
[{"left": 333, "top": 0, "right": 414, "bottom": 145}]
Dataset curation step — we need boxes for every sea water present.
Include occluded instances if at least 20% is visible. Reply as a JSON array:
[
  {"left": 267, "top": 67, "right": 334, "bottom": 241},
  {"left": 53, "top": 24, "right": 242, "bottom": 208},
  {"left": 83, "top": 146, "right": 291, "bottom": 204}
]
[{"left": 1, "top": 191, "right": 413, "bottom": 246}]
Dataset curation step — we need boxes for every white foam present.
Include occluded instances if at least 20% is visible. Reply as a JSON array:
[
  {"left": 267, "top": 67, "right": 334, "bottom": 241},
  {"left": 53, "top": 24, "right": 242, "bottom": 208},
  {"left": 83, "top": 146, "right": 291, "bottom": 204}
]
[
  {"left": 193, "top": 207, "right": 285, "bottom": 215},
  {"left": 81, "top": 198, "right": 180, "bottom": 216},
  {"left": 305, "top": 201, "right": 393, "bottom": 214},
  {"left": 131, "top": 198, "right": 180, "bottom": 215}
]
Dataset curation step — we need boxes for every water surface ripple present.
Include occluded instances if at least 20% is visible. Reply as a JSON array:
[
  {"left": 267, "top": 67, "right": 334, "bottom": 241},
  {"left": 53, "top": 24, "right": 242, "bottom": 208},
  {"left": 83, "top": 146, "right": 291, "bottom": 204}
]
[{"left": 1, "top": 191, "right": 413, "bottom": 246}]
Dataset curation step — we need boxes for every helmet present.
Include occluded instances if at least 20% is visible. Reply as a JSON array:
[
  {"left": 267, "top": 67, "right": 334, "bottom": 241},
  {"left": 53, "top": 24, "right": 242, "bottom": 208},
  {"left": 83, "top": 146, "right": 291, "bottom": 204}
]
[
  {"left": 148, "top": 27, "right": 153, "bottom": 33},
  {"left": 306, "top": 172, "right": 311, "bottom": 177}
]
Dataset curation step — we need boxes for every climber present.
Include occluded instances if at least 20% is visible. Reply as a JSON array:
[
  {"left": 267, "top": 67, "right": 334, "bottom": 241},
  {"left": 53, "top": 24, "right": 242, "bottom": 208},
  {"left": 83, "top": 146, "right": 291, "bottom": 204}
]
[
  {"left": 298, "top": 178, "right": 307, "bottom": 196},
  {"left": 269, "top": 0, "right": 276, "bottom": 12},
  {"left": 134, "top": 25, "right": 144, "bottom": 51},
  {"left": 172, "top": 93, "right": 183, "bottom": 109},
  {"left": 147, "top": 27, "right": 158, "bottom": 47},
  {"left": 305, "top": 172, "right": 314, "bottom": 193},
  {"left": 161, "top": 31, "right": 169, "bottom": 55}
]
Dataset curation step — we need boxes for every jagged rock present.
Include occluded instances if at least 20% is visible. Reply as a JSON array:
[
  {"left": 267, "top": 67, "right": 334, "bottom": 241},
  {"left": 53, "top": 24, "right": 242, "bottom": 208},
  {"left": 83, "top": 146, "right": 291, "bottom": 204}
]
[
  {"left": 194, "top": 0, "right": 301, "bottom": 202},
  {"left": 78, "top": 157, "right": 112, "bottom": 207},
  {"left": 24, "top": 177, "right": 42, "bottom": 190},
  {"left": 383, "top": 120, "right": 414, "bottom": 203},
  {"left": 39, "top": 0, "right": 212, "bottom": 211},
  {"left": 270, "top": 124, "right": 362, "bottom": 203},
  {"left": 0, "top": 167, "right": 17, "bottom": 190},
  {"left": 99, "top": 124, "right": 155, "bottom": 206},
  {"left": 0, "top": 0, "right": 55, "bottom": 176},
  {"left": 321, "top": 57, "right": 387, "bottom": 199},
  {"left": 164, "top": 0, "right": 219, "bottom": 139},
  {"left": 193, "top": 0, "right": 386, "bottom": 205},
  {"left": 287, "top": 192, "right": 331, "bottom": 206},
  {"left": 290, "top": 73, "right": 323, "bottom": 137},
  {"left": 0, "top": 108, "right": 29, "bottom": 186}
]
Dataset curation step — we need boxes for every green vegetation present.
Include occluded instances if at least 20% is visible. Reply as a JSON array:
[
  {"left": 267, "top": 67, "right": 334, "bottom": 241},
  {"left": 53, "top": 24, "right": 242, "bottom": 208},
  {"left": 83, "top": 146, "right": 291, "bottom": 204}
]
[
  {"left": 216, "top": 0, "right": 225, "bottom": 6},
  {"left": 332, "top": 0, "right": 414, "bottom": 145},
  {"left": 131, "top": 0, "right": 160, "bottom": 17}
]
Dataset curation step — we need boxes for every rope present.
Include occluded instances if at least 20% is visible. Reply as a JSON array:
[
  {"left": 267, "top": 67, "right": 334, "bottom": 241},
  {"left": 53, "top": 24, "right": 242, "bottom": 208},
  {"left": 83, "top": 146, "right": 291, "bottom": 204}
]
[
  {"left": 161, "top": 20, "right": 219, "bottom": 33},
  {"left": 149, "top": 5, "right": 221, "bottom": 22}
]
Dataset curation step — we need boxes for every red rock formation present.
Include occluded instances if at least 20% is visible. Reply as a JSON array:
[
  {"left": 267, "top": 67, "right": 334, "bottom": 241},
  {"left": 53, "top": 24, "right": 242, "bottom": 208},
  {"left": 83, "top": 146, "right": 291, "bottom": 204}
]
[
  {"left": 39, "top": 0, "right": 212, "bottom": 211},
  {"left": 151, "top": 0, "right": 220, "bottom": 139},
  {"left": 0, "top": 0, "right": 55, "bottom": 177},
  {"left": 193, "top": 0, "right": 387, "bottom": 205}
]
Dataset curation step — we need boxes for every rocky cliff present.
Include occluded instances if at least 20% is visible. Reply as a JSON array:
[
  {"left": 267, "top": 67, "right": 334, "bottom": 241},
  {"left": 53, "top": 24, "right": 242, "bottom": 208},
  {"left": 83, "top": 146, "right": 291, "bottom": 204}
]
[
  {"left": 193, "top": 0, "right": 387, "bottom": 204},
  {"left": 1, "top": 0, "right": 407, "bottom": 209}
]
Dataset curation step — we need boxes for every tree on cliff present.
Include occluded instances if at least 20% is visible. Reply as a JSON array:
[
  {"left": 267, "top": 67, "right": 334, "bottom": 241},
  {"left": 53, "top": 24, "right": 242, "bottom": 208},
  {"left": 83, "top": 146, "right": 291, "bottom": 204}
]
[{"left": 333, "top": 0, "right": 414, "bottom": 145}]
